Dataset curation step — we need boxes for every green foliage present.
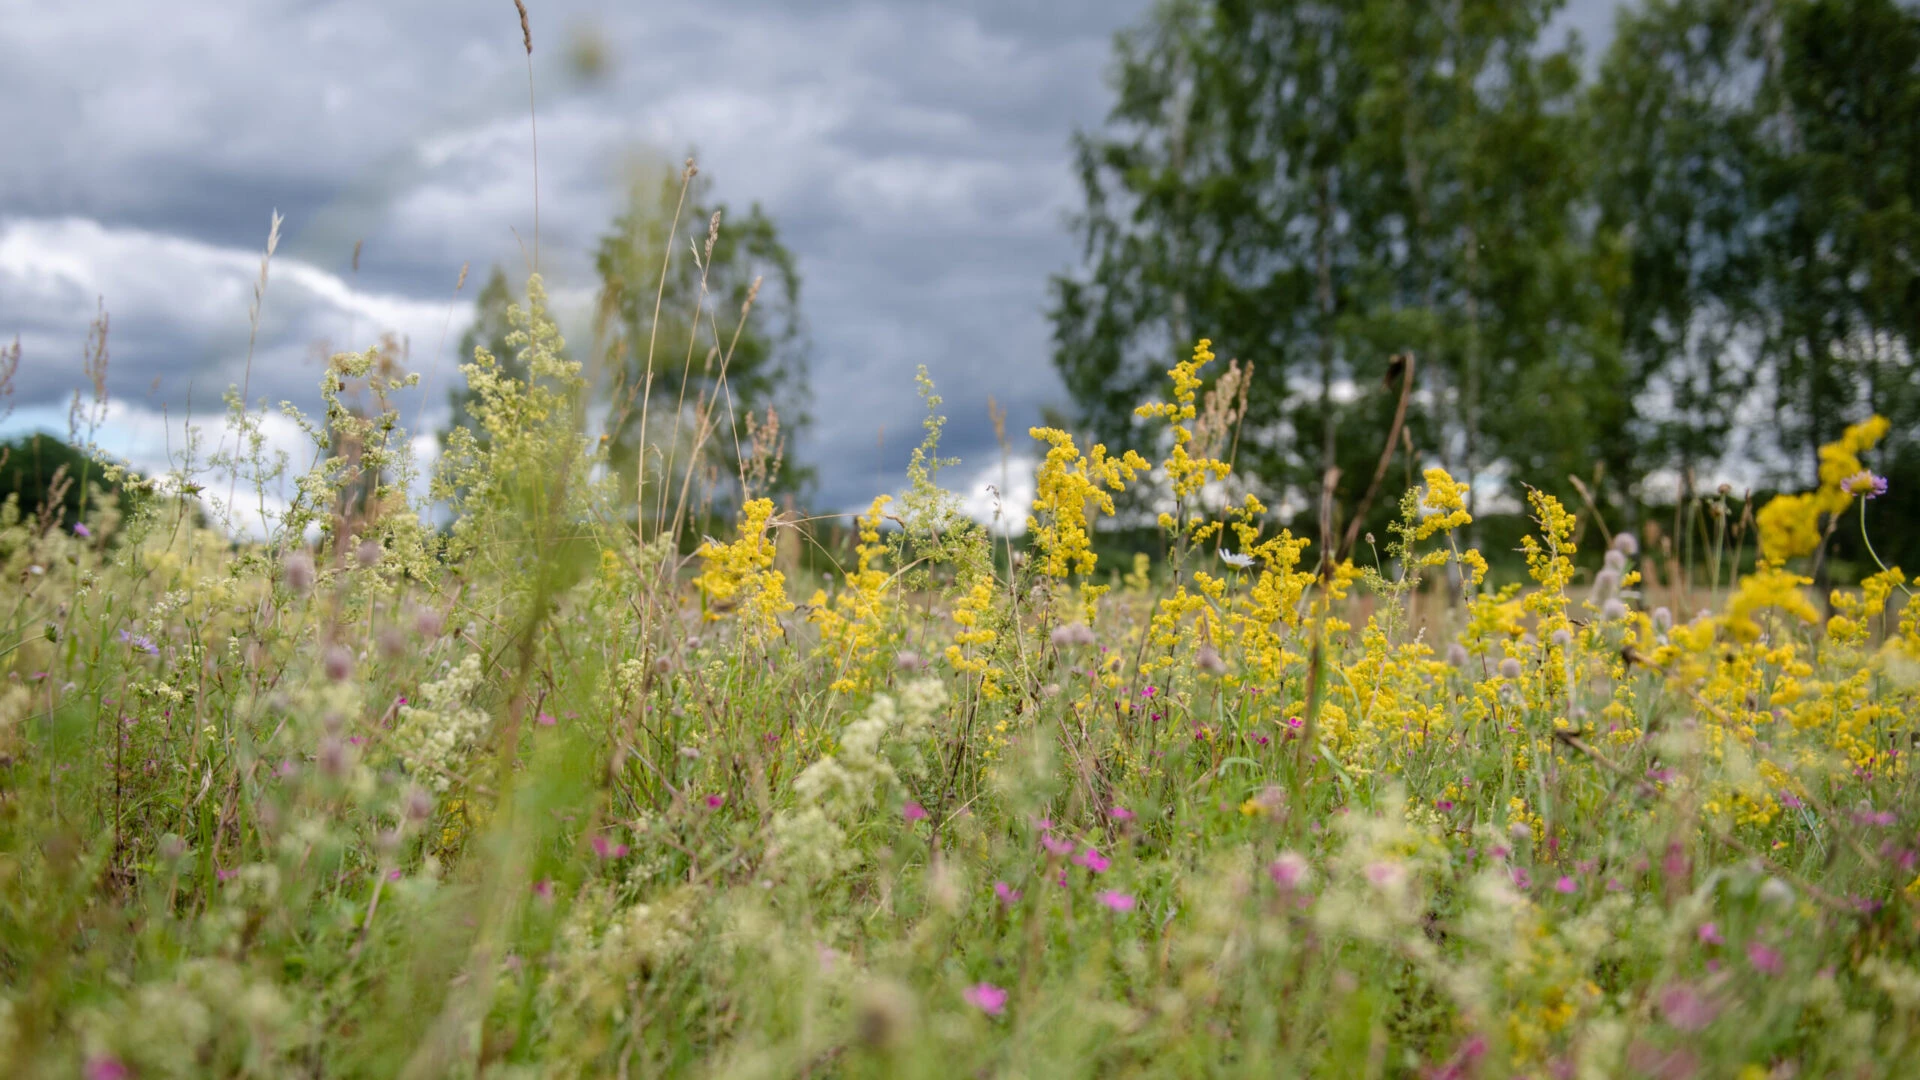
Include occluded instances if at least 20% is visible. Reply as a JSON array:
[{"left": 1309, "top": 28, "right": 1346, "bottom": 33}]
[
  {"left": 1058, "top": 0, "right": 1920, "bottom": 567},
  {"left": 594, "top": 159, "right": 813, "bottom": 514},
  {"left": 0, "top": 433, "right": 144, "bottom": 532},
  {"left": 1052, "top": 0, "right": 1618, "bottom": 539}
]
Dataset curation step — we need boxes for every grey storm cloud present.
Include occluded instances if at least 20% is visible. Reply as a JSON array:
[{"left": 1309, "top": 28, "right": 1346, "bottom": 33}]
[{"left": 0, "top": 0, "right": 1617, "bottom": 513}]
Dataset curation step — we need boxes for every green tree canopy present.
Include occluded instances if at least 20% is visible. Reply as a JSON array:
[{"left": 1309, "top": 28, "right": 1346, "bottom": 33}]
[{"left": 593, "top": 158, "right": 812, "bottom": 525}]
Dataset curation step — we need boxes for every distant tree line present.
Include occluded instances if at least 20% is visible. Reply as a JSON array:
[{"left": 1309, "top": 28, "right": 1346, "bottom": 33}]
[{"left": 1052, "top": 0, "right": 1920, "bottom": 573}]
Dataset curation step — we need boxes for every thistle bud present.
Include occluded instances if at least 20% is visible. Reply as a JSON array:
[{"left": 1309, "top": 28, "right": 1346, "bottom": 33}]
[
  {"left": 1611, "top": 532, "right": 1639, "bottom": 557},
  {"left": 284, "top": 551, "right": 316, "bottom": 594},
  {"left": 1499, "top": 657, "right": 1522, "bottom": 680},
  {"left": 1603, "top": 549, "right": 1627, "bottom": 572},
  {"left": 355, "top": 540, "right": 383, "bottom": 568},
  {"left": 1602, "top": 598, "right": 1628, "bottom": 622},
  {"left": 324, "top": 645, "right": 354, "bottom": 682}
]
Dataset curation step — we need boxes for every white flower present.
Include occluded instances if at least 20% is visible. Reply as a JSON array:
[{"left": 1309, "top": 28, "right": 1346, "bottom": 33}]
[{"left": 1219, "top": 550, "right": 1255, "bottom": 569}]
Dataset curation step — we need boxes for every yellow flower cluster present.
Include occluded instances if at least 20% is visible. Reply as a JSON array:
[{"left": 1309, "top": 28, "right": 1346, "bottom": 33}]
[
  {"left": 1026, "top": 427, "right": 1149, "bottom": 580},
  {"left": 1135, "top": 338, "right": 1233, "bottom": 501},
  {"left": 691, "top": 498, "right": 793, "bottom": 647},
  {"left": 1756, "top": 415, "right": 1889, "bottom": 562},
  {"left": 808, "top": 495, "right": 895, "bottom": 693},
  {"left": 944, "top": 571, "right": 1004, "bottom": 698}
]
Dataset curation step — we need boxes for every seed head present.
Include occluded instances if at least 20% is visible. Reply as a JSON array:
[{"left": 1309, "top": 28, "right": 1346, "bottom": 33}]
[
  {"left": 1603, "top": 549, "right": 1627, "bottom": 572},
  {"left": 1611, "top": 532, "right": 1639, "bottom": 557}
]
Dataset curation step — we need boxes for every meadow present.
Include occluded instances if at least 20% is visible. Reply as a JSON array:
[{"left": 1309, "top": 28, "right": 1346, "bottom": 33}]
[{"left": 0, "top": 258, "right": 1915, "bottom": 1080}]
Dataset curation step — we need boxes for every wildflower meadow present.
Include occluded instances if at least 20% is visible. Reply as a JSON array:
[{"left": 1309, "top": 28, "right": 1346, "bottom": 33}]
[{"left": 1, "top": 285, "right": 1918, "bottom": 1077}]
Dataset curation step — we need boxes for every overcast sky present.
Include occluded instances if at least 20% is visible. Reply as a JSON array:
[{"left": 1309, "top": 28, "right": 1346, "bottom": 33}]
[{"left": 0, "top": 0, "right": 1620, "bottom": 527}]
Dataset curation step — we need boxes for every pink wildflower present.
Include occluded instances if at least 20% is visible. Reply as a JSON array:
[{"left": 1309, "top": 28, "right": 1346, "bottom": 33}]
[
  {"left": 964, "top": 982, "right": 1008, "bottom": 1016},
  {"left": 85, "top": 1057, "right": 129, "bottom": 1080},
  {"left": 1697, "top": 922, "right": 1723, "bottom": 946},
  {"left": 903, "top": 800, "right": 928, "bottom": 822},
  {"left": 536, "top": 712, "right": 556, "bottom": 727},
  {"left": 994, "top": 881, "right": 1022, "bottom": 907},
  {"left": 1040, "top": 833, "right": 1074, "bottom": 857},
  {"left": 1110, "top": 805, "right": 1136, "bottom": 822},
  {"left": 1657, "top": 983, "right": 1718, "bottom": 1032},
  {"left": 590, "top": 834, "right": 629, "bottom": 860},
  {"left": 532, "top": 878, "right": 554, "bottom": 901},
  {"left": 1073, "top": 846, "right": 1111, "bottom": 873},
  {"left": 1747, "top": 941, "right": 1783, "bottom": 976},
  {"left": 1268, "top": 852, "right": 1309, "bottom": 890},
  {"left": 1554, "top": 876, "right": 1577, "bottom": 894},
  {"left": 1096, "top": 890, "right": 1136, "bottom": 912},
  {"left": 705, "top": 793, "right": 725, "bottom": 809}
]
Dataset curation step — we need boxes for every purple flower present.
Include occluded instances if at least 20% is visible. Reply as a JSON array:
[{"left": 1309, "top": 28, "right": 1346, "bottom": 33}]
[
  {"left": 1096, "top": 890, "right": 1136, "bottom": 912},
  {"left": 705, "top": 794, "right": 726, "bottom": 809},
  {"left": 1554, "top": 876, "right": 1578, "bottom": 895},
  {"left": 1747, "top": 941, "right": 1783, "bottom": 976},
  {"left": 1109, "top": 805, "right": 1136, "bottom": 823},
  {"left": 536, "top": 712, "right": 556, "bottom": 727},
  {"left": 532, "top": 879, "right": 554, "bottom": 901},
  {"left": 964, "top": 982, "right": 1008, "bottom": 1016},
  {"left": 1843, "top": 470, "right": 1888, "bottom": 499},
  {"left": 1073, "top": 847, "right": 1111, "bottom": 873},
  {"left": 73, "top": 522, "right": 92, "bottom": 538},
  {"left": 590, "top": 834, "right": 629, "bottom": 860},
  {"left": 84, "top": 1057, "right": 129, "bottom": 1080},
  {"left": 993, "top": 880, "right": 1022, "bottom": 907},
  {"left": 1040, "top": 833, "right": 1074, "bottom": 857},
  {"left": 903, "top": 801, "right": 928, "bottom": 823},
  {"left": 117, "top": 629, "right": 158, "bottom": 657},
  {"left": 387, "top": 868, "right": 403, "bottom": 882},
  {"left": 1697, "top": 922, "right": 1723, "bottom": 946}
]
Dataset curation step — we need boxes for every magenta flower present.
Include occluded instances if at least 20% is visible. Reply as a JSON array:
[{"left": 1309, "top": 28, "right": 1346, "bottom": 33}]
[
  {"left": 1040, "top": 833, "right": 1075, "bottom": 857},
  {"left": 994, "top": 880, "right": 1022, "bottom": 907},
  {"left": 387, "top": 868, "right": 403, "bottom": 882},
  {"left": 1697, "top": 922, "right": 1723, "bottom": 946},
  {"left": 705, "top": 793, "right": 726, "bottom": 809},
  {"left": 1096, "top": 890, "right": 1136, "bottom": 912},
  {"left": 1073, "top": 846, "right": 1111, "bottom": 873},
  {"left": 84, "top": 1056, "right": 129, "bottom": 1080},
  {"left": 1747, "top": 941, "right": 1783, "bottom": 976},
  {"left": 532, "top": 878, "right": 554, "bottom": 901},
  {"left": 536, "top": 712, "right": 556, "bottom": 727},
  {"left": 1110, "top": 805, "right": 1136, "bottom": 822},
  {"left": 964, "top": 982, "right": 1008, "bottom": 1016},
  {"left": 590, "top": 834, "right": 629, "bottom": 859},
  {"left": 73, "top": 522, "right": 92, "bottom": 539},
  {"left": 1510, "top": 867, "right": 1532, "bottom": 891},
  {"left": 1554, "top": 876, "right": 1577, "bottom": 894},
  {"left": 903, "top": 800, "right": 928, "bottom": 822},
  {"left": 1268, "top": 852, "right": 1309, "bottom": 890}
]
